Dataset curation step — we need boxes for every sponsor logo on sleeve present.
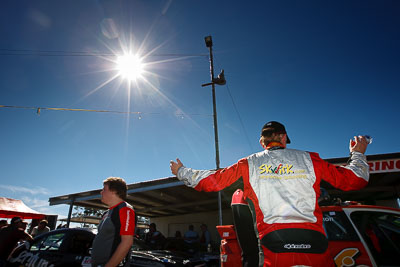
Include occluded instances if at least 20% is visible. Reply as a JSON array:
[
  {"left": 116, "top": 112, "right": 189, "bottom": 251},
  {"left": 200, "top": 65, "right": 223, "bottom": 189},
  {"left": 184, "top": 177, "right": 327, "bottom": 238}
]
[{"left": 125, "top": 209, "right": 130, "bottom": 231}]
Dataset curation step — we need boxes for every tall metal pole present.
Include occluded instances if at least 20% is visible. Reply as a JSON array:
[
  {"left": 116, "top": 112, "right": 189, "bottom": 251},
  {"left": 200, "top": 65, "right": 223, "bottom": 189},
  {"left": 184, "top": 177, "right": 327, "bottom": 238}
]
[
  {"left": 208, "top": 46, "right": 220, "bottom": 170},
  {"left": 204, "top": 36, "right": 223, "bottom": 225}
]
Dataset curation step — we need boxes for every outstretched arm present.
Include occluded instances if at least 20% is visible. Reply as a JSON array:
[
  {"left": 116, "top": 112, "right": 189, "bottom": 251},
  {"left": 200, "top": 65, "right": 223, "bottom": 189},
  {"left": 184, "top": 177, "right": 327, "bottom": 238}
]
[
  {"left": 170, "top": 157, "right": 248, "bottom": 191},
  {"left": 312, "top": 136, "right": 370, "bottom": 191}
]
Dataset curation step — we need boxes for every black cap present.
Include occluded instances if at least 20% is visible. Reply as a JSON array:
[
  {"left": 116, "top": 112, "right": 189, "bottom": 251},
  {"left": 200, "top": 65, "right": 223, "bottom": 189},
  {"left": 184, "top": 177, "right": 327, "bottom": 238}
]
[{"left": 261, "top": 121, "right": 291, "bottom": 144}]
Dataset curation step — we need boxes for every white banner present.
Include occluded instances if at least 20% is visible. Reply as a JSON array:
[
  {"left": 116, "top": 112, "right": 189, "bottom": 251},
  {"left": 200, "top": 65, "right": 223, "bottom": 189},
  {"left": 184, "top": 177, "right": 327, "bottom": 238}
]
[{"left": 368, "top": 159, "right": 400, "bottom": 173}]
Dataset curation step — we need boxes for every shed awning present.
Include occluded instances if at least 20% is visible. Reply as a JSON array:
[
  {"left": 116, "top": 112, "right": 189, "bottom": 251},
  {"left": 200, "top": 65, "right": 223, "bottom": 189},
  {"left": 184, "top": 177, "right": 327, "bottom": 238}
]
[
  {"left": 59, "top": 216, "right": 101, "bottom": 225},
  {"left": 49, "top": 153, "right": 400, "bottom": 218}
]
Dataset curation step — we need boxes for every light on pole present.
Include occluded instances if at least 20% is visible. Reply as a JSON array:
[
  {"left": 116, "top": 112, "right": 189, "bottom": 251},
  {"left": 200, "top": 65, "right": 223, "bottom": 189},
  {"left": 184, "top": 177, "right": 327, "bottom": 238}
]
[{"left": 202, "top": 35, "right": 226, "bottom": 225}]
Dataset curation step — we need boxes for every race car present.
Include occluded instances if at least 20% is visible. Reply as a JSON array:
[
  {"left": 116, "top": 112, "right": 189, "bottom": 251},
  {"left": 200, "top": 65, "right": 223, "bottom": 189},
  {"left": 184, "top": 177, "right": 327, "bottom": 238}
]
[
  {"left": 6, "top": 228, "right": 212, "bottom": 267},
  {"left": 219, "top": 190, "right": 400, "bottom": 267},
  {"left": 321, "top": 204, "right": 400, "bottom": 267},
  {"left": 7, "top": 228, "right": 93, "bottom": 267}
]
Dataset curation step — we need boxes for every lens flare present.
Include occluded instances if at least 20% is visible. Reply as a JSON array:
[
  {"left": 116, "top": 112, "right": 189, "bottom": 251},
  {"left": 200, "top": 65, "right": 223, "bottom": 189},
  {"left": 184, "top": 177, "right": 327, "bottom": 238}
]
[{"left": 116, "top": 54, "right": 144, "bottom": 81}]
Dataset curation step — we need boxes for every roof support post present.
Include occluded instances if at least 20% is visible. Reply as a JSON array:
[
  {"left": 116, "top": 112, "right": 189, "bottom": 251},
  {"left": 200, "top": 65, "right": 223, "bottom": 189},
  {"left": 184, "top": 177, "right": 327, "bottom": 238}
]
[{"left": 66, "top": 197, "right": 75, "bottom": 228}]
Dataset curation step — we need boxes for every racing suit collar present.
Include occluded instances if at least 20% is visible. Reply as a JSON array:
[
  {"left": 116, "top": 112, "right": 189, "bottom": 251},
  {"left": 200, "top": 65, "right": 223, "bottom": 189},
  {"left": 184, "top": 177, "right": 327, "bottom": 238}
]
[{"left": 265, "top": 142, "right": 285, "bottom": 150}]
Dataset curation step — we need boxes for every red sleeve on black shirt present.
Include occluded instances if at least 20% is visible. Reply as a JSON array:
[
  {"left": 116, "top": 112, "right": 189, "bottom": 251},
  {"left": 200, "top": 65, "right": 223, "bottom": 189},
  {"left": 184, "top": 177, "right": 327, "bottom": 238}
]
[{"left": 119, "top": 206, "right": 135, "bottom": 235}]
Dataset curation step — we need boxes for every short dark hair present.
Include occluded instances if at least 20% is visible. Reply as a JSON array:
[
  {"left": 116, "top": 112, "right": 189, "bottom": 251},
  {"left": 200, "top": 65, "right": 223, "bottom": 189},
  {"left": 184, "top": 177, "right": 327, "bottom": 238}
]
[
  {"left": 103, "top": 177, "right": 127, "bottom": 200},
  {"left": 39, "top": 220, "right": 48, "bottom": 226},
  {"left": 11, "top": 216, "right": 22, "bottom": 225}
]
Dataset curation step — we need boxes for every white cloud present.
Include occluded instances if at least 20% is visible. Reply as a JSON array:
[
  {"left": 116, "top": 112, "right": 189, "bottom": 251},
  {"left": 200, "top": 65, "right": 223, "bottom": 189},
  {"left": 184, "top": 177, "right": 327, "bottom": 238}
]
[
  {"left": 20, "top": 197, "right": 70, "bottom": 218},
  {"left": 21, "top": 197, "right": 48, "bottom": 209},
  {"left": 0, "top": 184, "right": 49, "bottom": 195}
]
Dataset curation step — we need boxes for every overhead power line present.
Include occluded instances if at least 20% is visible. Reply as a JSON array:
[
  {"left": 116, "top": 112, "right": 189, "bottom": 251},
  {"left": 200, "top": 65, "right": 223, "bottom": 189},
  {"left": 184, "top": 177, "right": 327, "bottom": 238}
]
[
  {"left": 0, "top": 48, "right": 207, "bottom": 58},
  {"left": 0, "top": 105, "right": 211, "bottom": 117},
  {"left": 225, "top": 85, "right": 254, "bottom": 151},
  {"left": 212, "top": 53, "right": 254, "bottom": 152}
]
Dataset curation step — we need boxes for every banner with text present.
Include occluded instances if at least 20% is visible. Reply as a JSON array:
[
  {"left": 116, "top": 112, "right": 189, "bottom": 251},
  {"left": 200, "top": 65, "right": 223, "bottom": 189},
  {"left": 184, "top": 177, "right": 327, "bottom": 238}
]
[{"left": 368, "top": 158, "right": 400, "bottom": 174}]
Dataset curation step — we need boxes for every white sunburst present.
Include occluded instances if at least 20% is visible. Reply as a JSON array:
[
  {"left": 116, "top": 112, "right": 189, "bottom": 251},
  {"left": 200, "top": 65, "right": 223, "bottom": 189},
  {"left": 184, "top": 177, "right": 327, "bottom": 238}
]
[{"left": 116, "top": 53, "right": 144, "bottom": 81}]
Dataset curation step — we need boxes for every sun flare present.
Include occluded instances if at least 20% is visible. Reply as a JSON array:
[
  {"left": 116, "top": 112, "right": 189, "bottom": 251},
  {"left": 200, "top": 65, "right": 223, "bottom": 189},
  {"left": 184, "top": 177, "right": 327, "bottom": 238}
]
[{"left": 116, "top": 53, "right": 144, "bottom": 81}]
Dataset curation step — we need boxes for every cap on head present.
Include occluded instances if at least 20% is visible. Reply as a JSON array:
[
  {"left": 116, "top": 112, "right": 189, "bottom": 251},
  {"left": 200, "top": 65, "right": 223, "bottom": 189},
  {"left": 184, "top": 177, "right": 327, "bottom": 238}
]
[
  {"left": 261, "top": 121, "right": 291, "bottom": 144},
  {"left": 39, "top": 219, "right": 48, "bottom": 226}
]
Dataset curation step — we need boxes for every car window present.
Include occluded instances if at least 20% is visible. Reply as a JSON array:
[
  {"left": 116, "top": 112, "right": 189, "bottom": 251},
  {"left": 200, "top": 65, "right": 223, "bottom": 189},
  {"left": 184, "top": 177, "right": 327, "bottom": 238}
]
[
  {"left": 350, "top": 211, "right": 400, "bottom": 266},
  {"left": 131, "top": 238, "right": 152, "bottom": 251},
  {"left": 68, "top": 232, "right": 94, "bottom": 254},
  {"left": 30, "top": 233, "right": 66, "bottom": 252},
  {"left": 322, "top": 210, "right": 359, "bottom": 241}
]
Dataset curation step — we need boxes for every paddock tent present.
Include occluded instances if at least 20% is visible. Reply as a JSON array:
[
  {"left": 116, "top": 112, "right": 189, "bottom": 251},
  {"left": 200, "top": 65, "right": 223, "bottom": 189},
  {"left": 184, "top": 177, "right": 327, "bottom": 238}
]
[{"left": 0, "top": 197, "right": 45, "bottom": 219}]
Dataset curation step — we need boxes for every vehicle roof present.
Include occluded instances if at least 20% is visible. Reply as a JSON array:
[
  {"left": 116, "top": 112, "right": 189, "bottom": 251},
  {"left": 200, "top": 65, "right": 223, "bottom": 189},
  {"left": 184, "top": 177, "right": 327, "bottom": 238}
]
[
  {"left": 48, "top": 227, "right": 96, "bottom": 235},
  {"left": 321, "top": 204, "right": 400, "bottom": 213}
]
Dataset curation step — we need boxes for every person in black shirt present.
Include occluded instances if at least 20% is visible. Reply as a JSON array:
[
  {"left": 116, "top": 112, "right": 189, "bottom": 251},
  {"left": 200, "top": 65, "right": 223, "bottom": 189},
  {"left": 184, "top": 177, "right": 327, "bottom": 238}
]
[{"left": 0, "top": 217, "right": 33, "bottom": 266}]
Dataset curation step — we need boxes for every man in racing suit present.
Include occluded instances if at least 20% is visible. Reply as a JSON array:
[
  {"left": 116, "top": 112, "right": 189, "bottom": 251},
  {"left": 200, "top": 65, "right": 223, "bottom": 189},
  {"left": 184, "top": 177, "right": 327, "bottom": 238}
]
[{"left": 170, "top": 121, "right": 369, "bottom": 267}]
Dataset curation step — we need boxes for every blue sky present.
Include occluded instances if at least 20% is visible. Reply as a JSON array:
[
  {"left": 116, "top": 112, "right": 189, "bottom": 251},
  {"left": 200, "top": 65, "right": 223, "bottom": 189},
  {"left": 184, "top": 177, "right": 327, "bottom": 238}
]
[{"left": 1, "top": 0, "right": 399, "bottom": 218}]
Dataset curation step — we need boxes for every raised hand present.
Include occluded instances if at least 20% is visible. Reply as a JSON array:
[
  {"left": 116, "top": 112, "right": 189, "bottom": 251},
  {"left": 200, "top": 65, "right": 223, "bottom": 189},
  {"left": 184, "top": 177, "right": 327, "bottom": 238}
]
[{"left": 170, "top": 158, "right": 183, "bottom": 176}]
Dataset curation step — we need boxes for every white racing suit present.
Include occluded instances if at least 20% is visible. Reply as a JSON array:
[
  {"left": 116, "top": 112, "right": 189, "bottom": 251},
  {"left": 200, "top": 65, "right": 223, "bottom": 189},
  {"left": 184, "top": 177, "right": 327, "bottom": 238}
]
[{"left": 177, "top": 148, "right": 369, "bottom": 267}]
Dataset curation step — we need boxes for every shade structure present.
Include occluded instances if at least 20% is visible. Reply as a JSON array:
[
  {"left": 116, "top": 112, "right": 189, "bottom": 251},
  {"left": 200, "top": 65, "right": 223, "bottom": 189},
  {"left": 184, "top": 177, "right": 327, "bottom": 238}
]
[
  {"left": 0, "top": 197, "right": 46, "bottom": 220},
  {"left": 59, "top": 216, "right": 101, "bottom": 225}
]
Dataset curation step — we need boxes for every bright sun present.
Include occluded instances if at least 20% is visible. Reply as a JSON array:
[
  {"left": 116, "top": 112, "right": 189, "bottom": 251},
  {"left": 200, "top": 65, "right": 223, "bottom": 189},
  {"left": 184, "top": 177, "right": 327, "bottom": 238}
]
[{"left": 116, "top": 54, "right": 144, "bottom": 81}]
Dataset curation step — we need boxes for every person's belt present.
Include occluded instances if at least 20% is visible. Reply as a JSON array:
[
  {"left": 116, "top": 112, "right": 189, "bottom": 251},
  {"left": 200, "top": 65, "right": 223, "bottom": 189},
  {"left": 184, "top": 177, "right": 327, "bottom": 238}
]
[{"left": 261, "top": 228, "right": 328, "bottom": 254}]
